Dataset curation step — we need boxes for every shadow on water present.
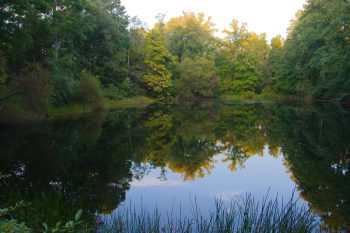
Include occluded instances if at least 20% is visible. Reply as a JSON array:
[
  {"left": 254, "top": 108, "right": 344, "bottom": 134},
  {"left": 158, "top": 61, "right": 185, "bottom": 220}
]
[{"left": 1, "top": 101, "right": 350, "bottom": 231}]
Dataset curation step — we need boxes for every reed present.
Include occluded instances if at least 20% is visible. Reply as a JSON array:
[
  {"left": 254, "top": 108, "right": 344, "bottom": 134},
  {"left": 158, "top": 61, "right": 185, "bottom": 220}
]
[{"left": 98, "top": 192, "right": 318, "bottom": 233}]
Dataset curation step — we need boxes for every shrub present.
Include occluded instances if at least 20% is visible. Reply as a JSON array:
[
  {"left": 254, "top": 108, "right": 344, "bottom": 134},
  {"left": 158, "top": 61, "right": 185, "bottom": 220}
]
[
  {"left": 120, "top": 77, "right": 139, "bottom": 97},
  {"left": 102, "top": 79, "right": 140, "bottom": 100},
  {"left": 176, "top": 57, "right": 219, "bottom": 99},
  {"left": 77, "top": 71, "right": 102, "bottom": 104},
  {"left": 103, "top": 84, "right": 122, "bottom": 100},
  {"left": 52, "top": 73, "right": 79, "bottom": 105},
  {"left": 10, "top": 63, "right": 53, "bottom": 113}
]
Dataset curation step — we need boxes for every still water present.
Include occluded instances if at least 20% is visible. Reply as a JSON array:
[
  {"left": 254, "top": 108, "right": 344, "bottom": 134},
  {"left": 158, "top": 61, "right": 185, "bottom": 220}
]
[{"left": 1, "top": 101, "right": 350, "bottom": 230}]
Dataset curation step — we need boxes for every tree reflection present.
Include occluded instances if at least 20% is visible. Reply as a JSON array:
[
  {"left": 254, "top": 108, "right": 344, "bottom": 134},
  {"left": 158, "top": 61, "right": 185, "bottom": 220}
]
[
  {"left": 0, "top": 110, "right": 144, "bottom": 228},
  {"left": 134, "top": 102, "right": 350, "bottom": 230},
  {"left": 267, "top": 104, "right": 350, "bottom": 231},
  {"left": 1, "top": 102, "right": 350, "bottom": 230}
]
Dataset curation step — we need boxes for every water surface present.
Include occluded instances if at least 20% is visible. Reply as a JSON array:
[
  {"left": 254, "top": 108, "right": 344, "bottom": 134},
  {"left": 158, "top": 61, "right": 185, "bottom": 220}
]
[{"left": 1, "top": 101, "right": 349, "bottom": 230}]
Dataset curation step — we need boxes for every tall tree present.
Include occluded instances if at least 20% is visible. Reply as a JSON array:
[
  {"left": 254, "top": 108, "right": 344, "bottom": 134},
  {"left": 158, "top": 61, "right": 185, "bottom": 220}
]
[
  {"left": 266, "top": 35, "right": 284, "bottom": 89},
  {"left": 127, "top": 16, "right": 147, "bottom": 83},
  {"left": 143, "top": 21, "right": 176, "bottom": 99},
  {"left": 165, "top": 12, "right": 216, "bottom": 61},
  {"left": 273, "top": 0, "right": 350, "bottom": 100},
  {"left": 217, "top": 20, "right": 269, "bottom": 94}
]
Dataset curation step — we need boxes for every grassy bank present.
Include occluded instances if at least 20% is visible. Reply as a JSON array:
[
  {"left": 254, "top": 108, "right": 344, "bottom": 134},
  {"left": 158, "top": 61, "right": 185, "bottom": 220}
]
[
  {"left": 48, "top": 96, "right": 155, "bottom": 118},
  {"left": 103, "top": 96, "right": 155, "bottom": 108},
  {"left": 220, "top": 92, "right": 350, "bottom": 105},
  {"left": 219, "top": 91, "right": 290, "bottom": 102}
]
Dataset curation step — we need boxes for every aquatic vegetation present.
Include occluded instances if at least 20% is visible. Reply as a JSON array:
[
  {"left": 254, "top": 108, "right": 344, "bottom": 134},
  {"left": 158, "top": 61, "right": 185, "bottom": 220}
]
[{"left": 98, "top": 193, "right": 318, "bottom": 233}]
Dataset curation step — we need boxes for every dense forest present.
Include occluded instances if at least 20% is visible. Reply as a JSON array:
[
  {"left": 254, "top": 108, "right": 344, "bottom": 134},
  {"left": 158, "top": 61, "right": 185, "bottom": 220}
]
[{"left": 0, "top": 0, "right": 349, "bottom": 118}]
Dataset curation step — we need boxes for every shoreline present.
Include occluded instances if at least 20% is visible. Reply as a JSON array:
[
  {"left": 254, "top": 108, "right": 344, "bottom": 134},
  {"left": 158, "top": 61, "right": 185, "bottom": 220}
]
[
  {"left": 48, "top": 96, "right": 155, "bottom": 118},
  {"left": 0, "top": 96, "right": 155, "bottom": 124}
]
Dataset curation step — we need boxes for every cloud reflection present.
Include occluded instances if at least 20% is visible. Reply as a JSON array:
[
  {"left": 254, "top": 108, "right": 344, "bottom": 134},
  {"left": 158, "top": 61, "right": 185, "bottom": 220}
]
[
  {"left": 131, "top": 177, "right": 186, "bottom": 187},
  {"left": 214, "top": 190, "right": 246, "bottom": 201}
]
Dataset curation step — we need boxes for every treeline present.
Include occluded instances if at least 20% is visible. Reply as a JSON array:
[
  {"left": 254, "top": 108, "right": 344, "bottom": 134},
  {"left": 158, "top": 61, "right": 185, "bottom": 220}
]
[
  {"left": 268, "top": 0, "right": 350, "bottom": 101},
  {"left": 0, "top": 0, "right": 349, "bottom": 115},
  {"left": 0, "top": 0, "right": 132, "bottom": 116}
]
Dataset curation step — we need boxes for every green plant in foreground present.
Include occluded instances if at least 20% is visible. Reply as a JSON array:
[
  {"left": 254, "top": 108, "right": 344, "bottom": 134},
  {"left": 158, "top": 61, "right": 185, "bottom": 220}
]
[
  {"left": 0, "top": 219, "right": 31, "bottom": 233},
  {"left": 1, "top": 173, "right": 84, "bottom": 233},
  {"left": 42, "top": 209, "right": 83, "bottom": 233},
  {"left": 0, "top": 207, "right": 83, "bottom": 233},
  {"left": 0, "top": 193, "right": 32, "bottom": 233}
]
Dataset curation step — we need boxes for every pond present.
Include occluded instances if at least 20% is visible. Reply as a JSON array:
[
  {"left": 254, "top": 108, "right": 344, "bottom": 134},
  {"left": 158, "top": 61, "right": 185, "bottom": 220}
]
[{"left": 1, "top": 101, "right": 350, "bottom": 231}]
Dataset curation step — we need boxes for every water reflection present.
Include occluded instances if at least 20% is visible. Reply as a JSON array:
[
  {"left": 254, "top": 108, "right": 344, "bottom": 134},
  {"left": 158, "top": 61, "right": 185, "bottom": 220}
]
[{"left": 0, "top": 101, "right": 349, "bottom": 230}]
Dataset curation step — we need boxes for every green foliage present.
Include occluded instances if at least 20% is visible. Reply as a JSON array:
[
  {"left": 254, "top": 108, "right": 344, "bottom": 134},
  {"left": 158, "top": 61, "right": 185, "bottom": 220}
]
[
  {"left": 103, "top": 79, "right": 139, "bottom": 100},
  {"left": 10, "top": 63, "right": 53, "bottom": 113},
  {"left": 0, "top": 220, "right": 31, "bottom": 233},
  {"left": 0, "top": 0, "right": 51, "bottom": 71},
  {"left": 176, "top": 57, "right": 219, "bottom": 99},
  {"left": 165, "top": 12, "right": 216, "bottom": 61},
  {"left": 0, "top": 174, "right": 83, "bottom": 233},
  {"left": 0, "top": 0, "right": 133, "bottom": 111},
  {"left": 77, "top": 71, "right": 102, "bottom": 104},
  {"left": 0, "top": 201, "right": 31, "bottom": 233},
  {"left": 128, "top": 17, "right": 147, "bottom": 69},
  {"left": 1, "top": 0, "right": 349, "bottom": 116},
  {"left": 103, "top": 84, "right": 122, "bottom": 100},
  {"left": 216, "top": 20, "right": 269, "bottom": 95},
  {"left": 86, "top": 0, "right": 130, "bottom": 84},
  {"left": 270, "top": 0, "right": 350, "bottom": 100},
  {"left": 143, "top": 23, "right": 176, "bottom": 99},
  {"left": 41, "top": 209, "right": 83, "bottom": 233},
  {"left": 120, "top": 78, "right": 139, "bottom": 97},
  {"left": 0, "top": 206, "right": 83, "bottom": 233},
  {"left": 51, "top": 73, "right": 78, "bottom": 105},
  {"left": 266, "top": 35, "right": 284, "bottom": 90}
]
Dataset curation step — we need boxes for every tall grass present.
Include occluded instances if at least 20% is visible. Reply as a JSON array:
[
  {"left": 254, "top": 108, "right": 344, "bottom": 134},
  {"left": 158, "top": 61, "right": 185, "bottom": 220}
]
[{"left": 98, "top": 192, "right": 318, "bottom": 233}]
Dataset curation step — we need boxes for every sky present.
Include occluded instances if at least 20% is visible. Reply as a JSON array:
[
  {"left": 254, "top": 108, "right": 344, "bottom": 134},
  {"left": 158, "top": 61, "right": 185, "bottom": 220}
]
[{"left": 121, "top": 0, "right": 306, "bottom": 40}]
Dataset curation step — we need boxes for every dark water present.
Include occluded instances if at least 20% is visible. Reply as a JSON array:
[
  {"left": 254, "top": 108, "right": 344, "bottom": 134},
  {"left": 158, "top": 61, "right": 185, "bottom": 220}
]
[{"left": 1, "top": 101, "right": 350, "bottom": 231}]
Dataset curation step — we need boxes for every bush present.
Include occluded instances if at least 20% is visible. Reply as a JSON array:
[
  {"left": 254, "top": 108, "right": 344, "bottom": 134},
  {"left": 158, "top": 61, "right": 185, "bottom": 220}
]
[
  {"left": 120, "top": 77, "right": 139, "bottom": 97},
  {"left": 176, "top": 57, "right": 219, "bottom": 99},
  {"left": 10, "top": 63, "right": 53, "bottom": 113},
  {"left": 77, "top": 71, "right": 102, "bottom": 104},
  {"left": 102, "top": 78, "right": 140, "bottom": 100},
  {"left": 52, "top": 73, "right": 78, "bottom": 105},
  {"left": 103, "top": 84, "right": 122, "bottom": 100}
]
